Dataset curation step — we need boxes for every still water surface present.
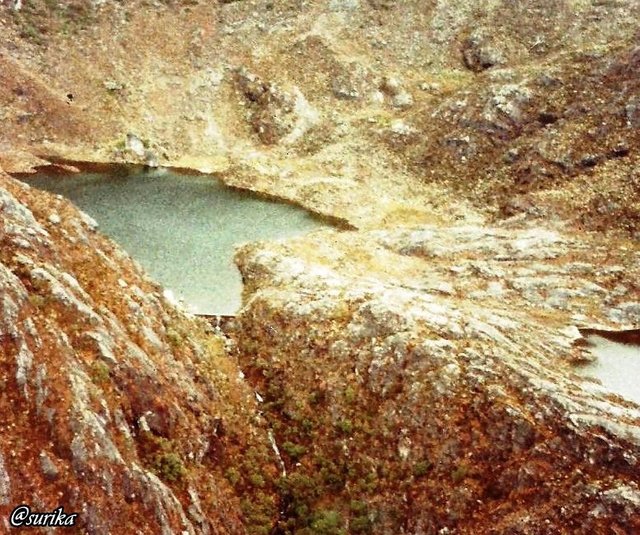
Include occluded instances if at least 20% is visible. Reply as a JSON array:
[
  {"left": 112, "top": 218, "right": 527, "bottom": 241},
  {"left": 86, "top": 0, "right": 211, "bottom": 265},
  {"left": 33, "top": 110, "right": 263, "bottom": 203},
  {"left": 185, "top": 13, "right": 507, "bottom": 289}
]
[
  {"left": 21, "top": 167, "right": 328, "bottom": 315},
  {"left": 575, "top": 336, "right": 640, "bottom": 406}
]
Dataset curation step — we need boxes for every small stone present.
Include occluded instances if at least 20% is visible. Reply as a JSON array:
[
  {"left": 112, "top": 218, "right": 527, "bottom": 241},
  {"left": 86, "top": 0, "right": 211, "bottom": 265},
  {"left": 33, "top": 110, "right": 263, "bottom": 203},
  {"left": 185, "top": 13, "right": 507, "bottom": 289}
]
[
  {"left": 79, "top": 211, "right": 99, "bottom": 230},
  {"left": 144, "top": 150, "right": 158, "bottom": 168},
  {"left": 392, "top": 90, "right": 413, "bottom": 109},
  {"left": 103, "top": 80, "right": 124, "bottom": 92},
  {"left": 390, "top": 120, "right": 418, "bottom": 136},
  {"left": 369, "top": 90, "right": 385, "bottom": 104},
  {"left": 125, "top": 133, "right": 145, "bottom": 157},
  {"left": 39, "top": 451, "right": 59, "bottom": 481},
  {"left": 138, "top": 414, "right": 151, "bottom": 433},
  {"left": 381, "top": 76, "right": 401, "bottom": 95},
  {"left": 0, "top": 452, "right": 10, "bottom": 505},
  {"left": 462, "top": 32, "right": 505, "bottom": 72}
]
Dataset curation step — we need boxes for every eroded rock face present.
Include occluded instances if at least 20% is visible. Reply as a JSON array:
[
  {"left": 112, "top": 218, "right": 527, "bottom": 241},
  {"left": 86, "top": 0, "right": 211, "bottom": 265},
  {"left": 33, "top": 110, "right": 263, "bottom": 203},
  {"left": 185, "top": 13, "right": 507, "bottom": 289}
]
[
  {"left": 0, "top": 169, "right": 280, "bottom": 533},
  {"left": 461, "top": 31, "right": 505, "bottom": 72},
  {"left": 234, "top": 225, "right": 640, "bottom": 533}
]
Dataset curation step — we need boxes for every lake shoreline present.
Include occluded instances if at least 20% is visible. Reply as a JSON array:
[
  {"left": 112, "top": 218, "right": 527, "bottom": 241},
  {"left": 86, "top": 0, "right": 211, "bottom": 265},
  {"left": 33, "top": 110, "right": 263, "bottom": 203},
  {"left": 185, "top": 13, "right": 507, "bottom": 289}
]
[{"left": 17, "top": 165, "right": 332, "bottom": 315}]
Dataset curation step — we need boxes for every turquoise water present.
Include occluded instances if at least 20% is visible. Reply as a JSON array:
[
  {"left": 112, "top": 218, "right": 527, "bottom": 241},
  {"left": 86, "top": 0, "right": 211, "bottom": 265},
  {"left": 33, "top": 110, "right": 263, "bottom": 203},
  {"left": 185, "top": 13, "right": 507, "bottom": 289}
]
[{"left": 21, "top": 167, "right": 328, "bottom": 314}]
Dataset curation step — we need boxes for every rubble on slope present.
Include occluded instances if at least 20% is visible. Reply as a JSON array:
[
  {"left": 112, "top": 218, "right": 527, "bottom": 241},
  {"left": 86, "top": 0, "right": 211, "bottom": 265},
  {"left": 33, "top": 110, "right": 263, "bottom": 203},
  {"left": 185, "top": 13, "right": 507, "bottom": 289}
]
[{"left": 1, "top": 0, "right": 639, "bottom": 233}]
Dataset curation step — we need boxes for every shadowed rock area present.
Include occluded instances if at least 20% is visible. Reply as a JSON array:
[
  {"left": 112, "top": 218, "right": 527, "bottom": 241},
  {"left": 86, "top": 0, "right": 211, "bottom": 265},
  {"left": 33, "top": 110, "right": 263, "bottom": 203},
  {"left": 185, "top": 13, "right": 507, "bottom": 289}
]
[{"left": 0, "top": 168, "right": 280, "bottom": 533}]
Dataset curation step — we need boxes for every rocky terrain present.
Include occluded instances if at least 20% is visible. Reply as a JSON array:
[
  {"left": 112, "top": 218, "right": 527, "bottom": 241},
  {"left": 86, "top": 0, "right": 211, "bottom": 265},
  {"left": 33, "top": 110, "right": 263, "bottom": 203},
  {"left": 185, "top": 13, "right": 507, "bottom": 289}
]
[
  {"left": 0, "top": 0, "right": 639, "bottom": 533},
  {"left": 234, "top": 224, "right": 640, "bottom": 533},
  {"left": 2, "top": 0, "right": 639, "bottom": 231},
  {"left": 0, "top": 167, "right": 283, "bottom": 533}
]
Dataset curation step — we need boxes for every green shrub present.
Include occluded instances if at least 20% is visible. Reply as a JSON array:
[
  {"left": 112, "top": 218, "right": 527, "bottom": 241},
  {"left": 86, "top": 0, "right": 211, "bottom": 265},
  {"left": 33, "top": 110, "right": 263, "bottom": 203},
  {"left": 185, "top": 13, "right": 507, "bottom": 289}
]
[
  {"left": 282, "top": 441, "right": 307, "bottom": 461},
  {"left": 249, "top": 472, "right": 266, "bottom": 488},
  {"left": 301, "top": 418, "right": 314, "bottom": 434},
  {"left": 451, "top": 464, "right": 469, "bottom": 484},
  {"left": 351, "top": 515, "right": 373, "bottom": 533},
  {"left": 165, "top": 327, "right": 183, "bottom": 348},
  {"left": 355, "top": 472, "right": 378, "bottom": 493},
  {"left": 90, "top": 361, "right": 110, "bottom": 384},
  {"left": 310, "top": 510, "right": 345, "bottom": 535},
  {"left": 152, "top": 452, "right": 185, "bottom": 482},
  {"left": 225, "top": 467, "right": 241, "bottom": 486},
  {"left": 344, "top": 386, "right": 357, "bottom": 404},
  {"left": 240, "top": 498, "right": 274, "bottom": 535},
  {"left": 19, "top": 22, "right": 44, "bottom": 44},
  {"left": 350, "top": 501, "right": 367, "bottom": 514},
  {"left": 336, "top": 419, "right": 353, "bottom": 434},
  {"left": 349, "top": 500, "right": 373, "bottom": 533},
  {"left": 276, "top": 472, "right": 319, "bottom": 500},
  {"left": 413, "top": 460, "right": 432, "bottom": 478},
  {"left": 28, "top": 294, "right": 46, "bottom": 308}
]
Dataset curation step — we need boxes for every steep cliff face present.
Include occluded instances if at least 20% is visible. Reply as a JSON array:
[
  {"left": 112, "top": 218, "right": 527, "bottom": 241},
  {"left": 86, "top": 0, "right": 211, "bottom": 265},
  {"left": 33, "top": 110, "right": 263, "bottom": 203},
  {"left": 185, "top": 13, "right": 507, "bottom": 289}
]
[
  {"left": 234, "top": 226, "right": 640, "bottom": 533},
  {"left": 0, "top": 167, "right": 280, "bottom": 533}
]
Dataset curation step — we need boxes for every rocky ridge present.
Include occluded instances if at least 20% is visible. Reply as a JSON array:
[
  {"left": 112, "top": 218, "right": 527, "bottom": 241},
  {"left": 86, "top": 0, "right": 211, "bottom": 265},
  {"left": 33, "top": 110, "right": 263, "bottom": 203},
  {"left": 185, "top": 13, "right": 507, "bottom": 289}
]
[
  {"left": 0, "top": 167, "right": 280, "bottom": 533},
  {"left": 234, "top": 224, "right": 640, "bottom": 533}
]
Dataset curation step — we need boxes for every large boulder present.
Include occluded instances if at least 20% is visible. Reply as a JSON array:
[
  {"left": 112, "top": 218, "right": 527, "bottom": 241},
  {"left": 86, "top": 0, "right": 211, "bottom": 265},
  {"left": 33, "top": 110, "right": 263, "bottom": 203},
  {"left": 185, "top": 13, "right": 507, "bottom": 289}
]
[{"left": 233, "top": 67, "right": 319, "bottom": 146}]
